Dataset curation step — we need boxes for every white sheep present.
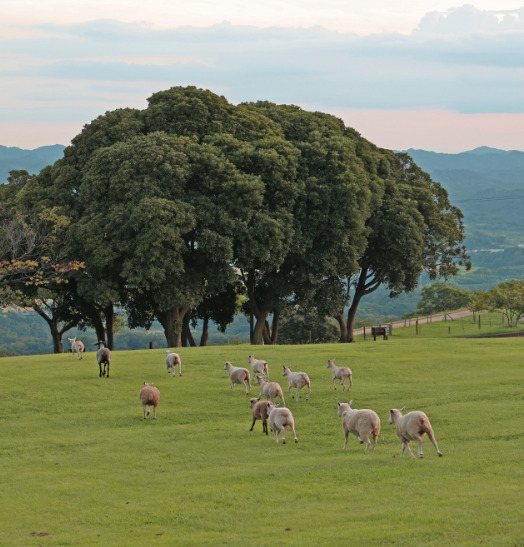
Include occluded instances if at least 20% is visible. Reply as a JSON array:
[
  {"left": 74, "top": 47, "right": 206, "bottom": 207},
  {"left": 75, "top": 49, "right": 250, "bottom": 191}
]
[
  {"left": 248, "top": 354, "right": 269, "bottom": 380},
  {"left": 249, "top": 397, "right": 271, "bottom": 435},
  {"left": 267, "top": 403, "right": 298, "bottom": 444},
  {"left": 326, "top": 358, "right": 352, "bottom": 391},
  {"left": 337, "top": 401, "right": 381, "bottom": 452},
  {"left": 139, "top": 382, "right": 160, "bottom": 419},
  {"left": 224, "top": 362, "right": 251, "bottom": 394},
  {"left": 388, "top": 407, "right": 443, "bottom": 458},
  {"left": 282, "top": 365, "right": 311, "bottom": 401},
  {"left": 95, "top": 340, "right": 111, "bottom": 378},
  {"left": 255, "top": 375, "right": 286, "bottom": 406},
  {"left": 166, "top": 350, "right": 182, "bottom": 377},
  {"left": 68, "top": 337, "right": 84, "bottom": 360}
]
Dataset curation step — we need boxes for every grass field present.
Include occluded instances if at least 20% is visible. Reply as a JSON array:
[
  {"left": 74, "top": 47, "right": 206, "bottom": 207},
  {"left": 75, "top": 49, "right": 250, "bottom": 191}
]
[{"left": 1, "top": 334, "right": 523, "bottom": 545}]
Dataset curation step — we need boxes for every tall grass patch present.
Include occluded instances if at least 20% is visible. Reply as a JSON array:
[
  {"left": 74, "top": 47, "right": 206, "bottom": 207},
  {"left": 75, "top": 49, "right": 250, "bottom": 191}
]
[{"left": 0, "top": 338, "right": 522, "bottom": 545}]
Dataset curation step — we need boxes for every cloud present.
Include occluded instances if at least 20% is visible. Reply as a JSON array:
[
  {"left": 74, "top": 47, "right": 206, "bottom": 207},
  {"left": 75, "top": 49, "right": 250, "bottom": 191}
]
[
  {"left": 1, "top": 6, "right": 524, "bottom": 149},
  {"left": 418, "top": 5, "right": 524, "bottom": 34}
]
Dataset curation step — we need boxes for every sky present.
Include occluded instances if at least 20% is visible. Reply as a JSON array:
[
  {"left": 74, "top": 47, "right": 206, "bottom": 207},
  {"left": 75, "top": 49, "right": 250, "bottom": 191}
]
[{"left": 1, "top": 0, "right": 524, "bottom": 152}]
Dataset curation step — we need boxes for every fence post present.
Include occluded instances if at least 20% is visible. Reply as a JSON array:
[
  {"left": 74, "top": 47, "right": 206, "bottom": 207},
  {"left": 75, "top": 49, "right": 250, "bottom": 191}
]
[{"left": 416, "top": 318, "right": 419, "bottom": 335}]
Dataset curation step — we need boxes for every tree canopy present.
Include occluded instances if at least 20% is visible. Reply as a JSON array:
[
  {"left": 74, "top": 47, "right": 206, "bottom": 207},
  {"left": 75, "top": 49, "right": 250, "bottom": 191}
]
[{"left": 1, "top": 86, "right": 470, "bottom": 347}]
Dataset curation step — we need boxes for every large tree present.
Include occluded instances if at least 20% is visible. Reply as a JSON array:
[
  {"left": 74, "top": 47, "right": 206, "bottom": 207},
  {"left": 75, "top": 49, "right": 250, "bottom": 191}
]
[
  {"left": 328, "top": 152, "right": 470, "bottom": 342},
  {"left": 236, "top": 102, "right": 386, "bottom": 344}
]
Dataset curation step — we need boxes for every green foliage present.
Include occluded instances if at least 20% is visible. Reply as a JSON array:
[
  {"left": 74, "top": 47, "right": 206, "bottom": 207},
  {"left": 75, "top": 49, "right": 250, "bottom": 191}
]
[
  {"left": 483, "top": 279, "right": 524, "bottom": 327},
  {"left": 0, "top": 339, "right": 522, "bottom": 545},
  {"left": 278, "top": 312, "right": 339, "bottom": 344},
  {"left": 413, "top": 282, "right": 473, "bottom": 316}
]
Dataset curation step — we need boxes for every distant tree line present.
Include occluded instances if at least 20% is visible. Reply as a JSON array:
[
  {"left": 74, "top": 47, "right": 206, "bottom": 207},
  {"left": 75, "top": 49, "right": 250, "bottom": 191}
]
[
  {"left": 0, "top": 87, "right": 470, "bottom": 351},
  {"left": 406, "top": 280, "right": 524, "bottom": 328}
]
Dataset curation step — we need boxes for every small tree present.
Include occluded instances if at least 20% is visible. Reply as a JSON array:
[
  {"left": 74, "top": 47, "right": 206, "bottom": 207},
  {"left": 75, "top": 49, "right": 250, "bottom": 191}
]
[
  {"left": 415, "top": 282, "right": 473, "bottom": 317},
  {"left": 484, "top": 279, "right": 524, "bottom": 327}
]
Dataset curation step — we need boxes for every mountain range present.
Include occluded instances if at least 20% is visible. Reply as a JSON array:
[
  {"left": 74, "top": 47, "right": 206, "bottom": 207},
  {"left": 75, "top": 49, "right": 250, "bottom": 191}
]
[{"left": 0, "top": 144, "right": 66, "bottom": 182}]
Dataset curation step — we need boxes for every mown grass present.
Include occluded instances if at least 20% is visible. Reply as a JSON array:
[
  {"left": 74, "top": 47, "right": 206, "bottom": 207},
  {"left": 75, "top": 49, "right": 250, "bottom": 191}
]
[{"left": 0, "top": 336, "right": 522, "bottom": 546}]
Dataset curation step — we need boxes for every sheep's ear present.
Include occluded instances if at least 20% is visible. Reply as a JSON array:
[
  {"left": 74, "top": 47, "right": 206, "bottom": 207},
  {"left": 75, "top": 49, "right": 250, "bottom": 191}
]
[
  {"left": 349, "top": 400, "right": 353, "bottom": 405},
  {"left": 337, "top": 402, "right": 341, "bottom": 407},
  {"left": 400, "top": 406, "right": 405, "bottom": 412}
]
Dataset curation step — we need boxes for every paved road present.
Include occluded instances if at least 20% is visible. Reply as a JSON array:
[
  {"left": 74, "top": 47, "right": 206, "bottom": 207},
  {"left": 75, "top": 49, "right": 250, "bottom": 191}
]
[{"left": 353, "top": 309, "right": 477, "bottom": 336}]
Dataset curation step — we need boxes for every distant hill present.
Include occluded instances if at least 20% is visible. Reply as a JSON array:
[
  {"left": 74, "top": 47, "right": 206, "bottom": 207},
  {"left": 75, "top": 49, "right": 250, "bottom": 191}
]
[
  {"left": 406, "top": 147, "right": 524, "bottom": 249},
  {"left": 0, "top": 144, "right": 66, "bottom": 183}
]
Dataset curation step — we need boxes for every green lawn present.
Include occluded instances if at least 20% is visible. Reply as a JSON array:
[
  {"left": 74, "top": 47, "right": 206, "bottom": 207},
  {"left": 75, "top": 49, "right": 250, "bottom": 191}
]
[{"left": 1, "top": 336, "right": 522, "bottom": 545}]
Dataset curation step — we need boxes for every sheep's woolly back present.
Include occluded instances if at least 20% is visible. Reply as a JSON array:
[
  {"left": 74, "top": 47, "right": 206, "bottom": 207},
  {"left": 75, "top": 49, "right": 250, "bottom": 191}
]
[{"left": 139, "top": 382, "right": 161, "bottom": 404}]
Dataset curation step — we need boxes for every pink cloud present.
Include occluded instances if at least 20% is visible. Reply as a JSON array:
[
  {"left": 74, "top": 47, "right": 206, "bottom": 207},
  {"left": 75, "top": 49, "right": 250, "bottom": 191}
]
[{"left": 333, "top": 109, "right": 524, "bottom": 152}]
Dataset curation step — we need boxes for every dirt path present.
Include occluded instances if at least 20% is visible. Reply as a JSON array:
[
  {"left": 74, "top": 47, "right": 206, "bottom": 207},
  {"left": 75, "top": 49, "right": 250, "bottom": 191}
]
[{"left": 353, "top": 309, "right": 477, "bottom": 336}]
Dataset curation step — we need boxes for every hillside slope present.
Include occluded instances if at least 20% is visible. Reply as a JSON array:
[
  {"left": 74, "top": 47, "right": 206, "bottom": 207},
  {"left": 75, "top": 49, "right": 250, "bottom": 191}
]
[{"left": 0, "top": 144, "right": 65, "bottom": 182}]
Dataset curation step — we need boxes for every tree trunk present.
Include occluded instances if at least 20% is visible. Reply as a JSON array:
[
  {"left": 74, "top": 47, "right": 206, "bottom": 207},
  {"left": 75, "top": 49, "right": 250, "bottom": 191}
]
[
  {"left": 346, "top": 295, "right": 362, "bottom": 343},
  {"left": 200, "top": 316, "right": 209, "bottom": 346},
  {"left": 182, "top": 313, "right": 197, "bottom": 347},
  {"left": 104, "top": 303, "right": 114, "bottom": 350},
  {"left": 157, "top": 306, "right": 190, "bottom": 347},
  {"left": 252, "top": 307, "right": 271, "bottom": 345},
  {"left": 335, "top": 311, "right": 348, "bottom": 343},
  {"left": 270, "top": 311, "right": 279, "bottom": 344}
]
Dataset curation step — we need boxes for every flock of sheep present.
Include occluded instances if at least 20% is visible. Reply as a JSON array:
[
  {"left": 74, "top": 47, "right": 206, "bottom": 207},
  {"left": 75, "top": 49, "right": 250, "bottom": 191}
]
[{"left": 68, "top": 339, "right": 443, "bottom": 458}]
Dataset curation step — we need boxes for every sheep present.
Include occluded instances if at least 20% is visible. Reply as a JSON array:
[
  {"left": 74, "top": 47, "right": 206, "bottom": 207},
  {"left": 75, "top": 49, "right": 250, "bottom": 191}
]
[
  {"left": 68, "top": 337, "right": 84, "bottom": 360},
  {"left": 166, "top": 350, "right": 182, "bottom": 377},
  {"left": 139, "top": 382, "right": 160, "bottom": 419},
  {"left": 388, "top": 407, "right": 443, "bottom": 459},
  {"left": 337, "top": 401, "right": 381, "bottom": 452},
  {"left": 255, "top": 375, "right": 286, "bottom": 407},
  {"left": 249, "top": 397, "right": 271, "bottom": 435},
  {"left": 224, "top": 362, "right": 251, "bottom": 394},
  {"left": 248, "top": 354, "right": 269, "bottom": 380},
  {"left": 326, "top": 358, "right": 352, "bottom": 391},
  {"left": 282, "top": 365, "right": 311, "bottom": 401},
  {"left": 267, "top": 403, "right": 298, "bottom": 444},
  {"left": 95, "top": 340, "right": 111, "bottom": 378}
]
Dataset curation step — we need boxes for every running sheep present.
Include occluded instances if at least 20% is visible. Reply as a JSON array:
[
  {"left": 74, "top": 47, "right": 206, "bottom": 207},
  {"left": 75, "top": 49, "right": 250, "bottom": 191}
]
[
  {"left": 337, "top": 401, "right": 381, "bottom": 452},
  {"left": 139, "top": 382, "right": 160, "bottom": 419},
  {"left": 248, "top": 354, "right": 269, "bottom": 380},
  {"left": 267, "top": 403, "right": 298, "bottom": 444},
  {"left": 282, "top": 365, "right": 311, "bottom": 401},
  {"left": 249, "top": 397, "right": 271, "bottom": 435},
  {"left": 95, "top": 340, "right": 111, "bottom": 378},
  {"left": 166, "top": 350, "right": 182, "bottom": 377},
  {"left": 255, "top": 375, "right": 285, "bottom": 406},
  {"left": 388, "top": 407, "right": 443, "bottom": 458},
  {"left": 224, "top": 362, "right": 251, "bottom": 394},
  {"left": 326, "top": 359, "right": 352, "bottom": 391},
  {"left": 68, "top": 337, "right": 84, "bottom": 360}
]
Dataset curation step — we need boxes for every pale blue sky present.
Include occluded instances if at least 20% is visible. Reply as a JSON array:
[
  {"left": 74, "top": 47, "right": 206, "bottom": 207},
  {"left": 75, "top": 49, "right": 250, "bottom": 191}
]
[{"left": 1, "top": 1, "right": 523, "bottom": 152}]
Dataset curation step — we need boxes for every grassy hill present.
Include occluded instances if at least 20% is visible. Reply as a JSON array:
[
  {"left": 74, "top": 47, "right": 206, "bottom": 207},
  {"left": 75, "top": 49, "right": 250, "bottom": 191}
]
[{"left": 1, "top": 337, "right": 522, "bottom": 545}]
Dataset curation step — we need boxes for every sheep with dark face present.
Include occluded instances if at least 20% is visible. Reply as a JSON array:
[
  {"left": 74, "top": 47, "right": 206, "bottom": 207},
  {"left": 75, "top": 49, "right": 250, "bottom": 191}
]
[
  {"left": 95, "top": 341, "right": 111, "bottom": 378},
  {"left": 249, "top": 397, "right": 271, "bottom": 435},
  {"left": 388, "top": 407, "right": 443, "bottom": 458},
  {"left": 139, "top": 382, "right": 160, "bottom": 419}
]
